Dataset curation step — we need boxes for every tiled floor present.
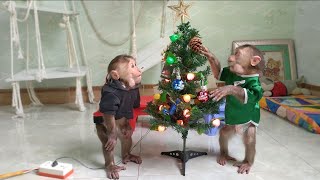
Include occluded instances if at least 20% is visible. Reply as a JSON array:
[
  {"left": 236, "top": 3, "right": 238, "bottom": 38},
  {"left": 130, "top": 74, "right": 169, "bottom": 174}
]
[{"left": 1, "top": 102, "right": 320, "bottom": 180}]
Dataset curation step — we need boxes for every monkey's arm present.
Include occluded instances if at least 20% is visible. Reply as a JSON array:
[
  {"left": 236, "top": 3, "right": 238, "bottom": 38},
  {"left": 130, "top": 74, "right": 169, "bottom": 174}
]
[
  {"left": 228, "top": 86, "right": 245, "bottom": 103},
  {"left": 207, "top": 52, "right": 221, "bottom": 80},
  {"left": 210, "top": 85, "right": 245, "bottom": 103},
  {"left": 243, "top": 82, "right": 263, "bottom": 105},
  {"left": 200, "top": 46, "right": 221, "bottom": 79},
  {"left": 99, "top": 91, "right": 120, "bottom": 151},
  {"left": 103, "top": 114, "right": 117, "bottom": 133},
  {"left": 102, "top": 114, "right": 118, "bottom": 151},
  {"left": 99, "top": 91, "right": 120, "bottom": 133},
  {"left": 210, "top": 82, "right": 263, "bottom": 105}
]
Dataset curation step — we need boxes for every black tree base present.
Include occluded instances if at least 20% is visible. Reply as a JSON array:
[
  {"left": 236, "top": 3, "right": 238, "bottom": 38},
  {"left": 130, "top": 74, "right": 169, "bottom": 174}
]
[{"left": 161, "top": 131, "right": 207, "bottom": 176}]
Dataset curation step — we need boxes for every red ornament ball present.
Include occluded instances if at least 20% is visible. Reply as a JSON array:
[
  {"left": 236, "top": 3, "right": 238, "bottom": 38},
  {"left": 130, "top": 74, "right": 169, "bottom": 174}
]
[{"left": 197, "top": 90, "right": 209, "bottom": 102}]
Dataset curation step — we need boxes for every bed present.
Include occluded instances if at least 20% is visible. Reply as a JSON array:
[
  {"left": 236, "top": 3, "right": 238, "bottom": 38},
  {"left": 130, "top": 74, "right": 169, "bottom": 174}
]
[{"left": 259, "top": 95, "right": 320, "bottom": 134}]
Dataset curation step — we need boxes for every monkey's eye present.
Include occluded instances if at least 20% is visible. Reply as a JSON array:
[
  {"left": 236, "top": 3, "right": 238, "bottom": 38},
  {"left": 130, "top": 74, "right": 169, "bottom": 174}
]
[{"left": 234, "top": 51, "right": 242, "bottom": 59}]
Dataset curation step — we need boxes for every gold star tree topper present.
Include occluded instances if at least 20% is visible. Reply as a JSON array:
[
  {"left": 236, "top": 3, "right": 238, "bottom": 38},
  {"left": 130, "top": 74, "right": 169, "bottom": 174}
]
[{"left": 168, "top": 0, "right": 192, "bottom": 23}]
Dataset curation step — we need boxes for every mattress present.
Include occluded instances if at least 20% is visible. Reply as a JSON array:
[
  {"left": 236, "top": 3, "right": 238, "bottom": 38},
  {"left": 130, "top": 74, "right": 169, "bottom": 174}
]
[{"left": 259, "top": 95, "right": 320, "bottom": 134}]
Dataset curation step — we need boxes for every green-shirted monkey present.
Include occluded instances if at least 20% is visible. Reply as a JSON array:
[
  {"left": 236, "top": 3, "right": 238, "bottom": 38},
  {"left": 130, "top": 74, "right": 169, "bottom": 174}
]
[{"left": 200, "top": 44, "right": 264, "bottom": 174}]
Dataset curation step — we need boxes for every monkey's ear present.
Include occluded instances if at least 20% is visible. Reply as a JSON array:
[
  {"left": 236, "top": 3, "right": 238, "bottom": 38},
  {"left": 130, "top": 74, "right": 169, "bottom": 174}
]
[
  {"left": 251, "top": 56, "right": 261, "bottom": 67},
  {"left": 110, "top": 70, "right": 120, "bottom": 80}
]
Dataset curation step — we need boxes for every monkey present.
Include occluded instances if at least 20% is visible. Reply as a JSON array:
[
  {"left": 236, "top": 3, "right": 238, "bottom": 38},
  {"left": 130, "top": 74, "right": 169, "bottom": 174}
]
[
  {"left": 199, "top": 44, "right": 264, "bottom": 174},
  {"left": 96, "top": 54, "right": 142, "bottom": 179}
]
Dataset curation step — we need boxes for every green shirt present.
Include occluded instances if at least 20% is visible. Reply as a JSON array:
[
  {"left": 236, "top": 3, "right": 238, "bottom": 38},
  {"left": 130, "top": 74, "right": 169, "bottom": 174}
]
[{"left": 220, "top": 67, "right": 263, "bottom": 126}]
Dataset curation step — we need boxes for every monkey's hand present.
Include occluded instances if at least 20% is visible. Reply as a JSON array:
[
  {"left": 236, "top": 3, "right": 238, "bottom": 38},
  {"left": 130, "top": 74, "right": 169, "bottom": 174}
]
[
  {"left": 210, "top": 85, "right": 233, "bottom": 101},
  {"left": 210, "top": 85, "right": 245, "bottom": 103},
  {"left": 198, "top": 46, "right": 212, "bottom": 58},
  {"left": 199, "top": 46, "right": 221, "bottom": 79},
  {"left": 105, "top": 132, "right": 117, "bottom": 151},
  {"left": 106, "top": 164, "right": 126, "bottom": 179}
]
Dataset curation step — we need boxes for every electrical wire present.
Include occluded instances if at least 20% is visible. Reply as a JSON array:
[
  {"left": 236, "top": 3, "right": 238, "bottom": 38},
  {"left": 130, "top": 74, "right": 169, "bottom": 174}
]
[
  {"left": 115, "top": 129, "right": 150, "bottom": 166},
  {"left": 53, "top": 129, "right": 151, "bottom": 170},
  {"left": 52, "top": 156, "right": 103, "bottom": 170},
  {"left": 0, "top": 125, "right": 151, "bottom": 179}
]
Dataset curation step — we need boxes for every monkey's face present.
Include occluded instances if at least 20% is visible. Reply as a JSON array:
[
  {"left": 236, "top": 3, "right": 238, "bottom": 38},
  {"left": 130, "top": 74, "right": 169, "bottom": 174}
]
[
  {"left": 118, "top": 58, "right": 142, "bottom": 88},
  {"left": 228, "top": 47, "right": 252, "bottom": 75}
]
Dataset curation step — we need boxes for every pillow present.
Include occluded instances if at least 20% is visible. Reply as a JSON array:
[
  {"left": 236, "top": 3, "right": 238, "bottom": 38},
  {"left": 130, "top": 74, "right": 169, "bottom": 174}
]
[
  {"left": 282, "top": 76, "right": 311, "bottom": 95},
  {"left": 282, "top": 80, "right": 297, "bottom": 95},
  {"left": 260, "top": 76, "right": 274, "bottom": 97}
]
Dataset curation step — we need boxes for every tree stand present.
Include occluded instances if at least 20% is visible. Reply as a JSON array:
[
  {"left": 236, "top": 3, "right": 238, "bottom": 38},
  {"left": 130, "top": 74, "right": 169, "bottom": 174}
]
[{"left": 161, "top": 131, "right": 207, "bottom": 176}]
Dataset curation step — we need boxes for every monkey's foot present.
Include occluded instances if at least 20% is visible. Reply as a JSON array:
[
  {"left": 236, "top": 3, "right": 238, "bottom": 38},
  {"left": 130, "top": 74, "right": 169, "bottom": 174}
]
[
  {"left": 233, "top": 161, "right": 252, "bottom": 174},
  {"left": 106, "top": 164, "right": 126, "bottom": 179},
  {"left": 217, "top": 154, "right": 236, "bottom": 166},
  {"left": 122, "top": 154, "right": 142, "bottom": 164}
]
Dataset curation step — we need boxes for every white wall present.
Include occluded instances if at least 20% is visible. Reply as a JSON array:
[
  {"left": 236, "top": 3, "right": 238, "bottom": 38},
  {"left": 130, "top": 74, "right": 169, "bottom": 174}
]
[
  {"left": 0, "top": 1, "right": 305, "bottom": 89},
  {"left": 294, "top": 1, "right": 320, "bottom": 86}
]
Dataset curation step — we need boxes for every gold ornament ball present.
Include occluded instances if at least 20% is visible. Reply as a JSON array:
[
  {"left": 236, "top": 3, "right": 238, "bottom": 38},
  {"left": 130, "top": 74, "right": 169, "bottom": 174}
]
[
  {"left": 154, "top": 93, "right": 161, "bottom": 100},
  {"left": 183, "top": 94, "right": 191, "bottom": 103}
]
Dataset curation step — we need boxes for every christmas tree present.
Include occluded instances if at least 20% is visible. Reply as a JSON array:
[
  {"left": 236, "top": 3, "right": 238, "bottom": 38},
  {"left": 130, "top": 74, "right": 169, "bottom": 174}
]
[{"left": 145, "top": 22, "right": 222, "bottom": 136}]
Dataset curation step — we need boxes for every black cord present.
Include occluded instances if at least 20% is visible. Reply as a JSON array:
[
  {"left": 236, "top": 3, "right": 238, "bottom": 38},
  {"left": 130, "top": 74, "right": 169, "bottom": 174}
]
[
  {"left": 52, "top": 156, "right": 104, "bottom": 170},
  {"left": 115, "top": 129, "right": 150, "bottom": 165},
  {"left": 52, "top": 129, "right": 151, "bottom": 170}
]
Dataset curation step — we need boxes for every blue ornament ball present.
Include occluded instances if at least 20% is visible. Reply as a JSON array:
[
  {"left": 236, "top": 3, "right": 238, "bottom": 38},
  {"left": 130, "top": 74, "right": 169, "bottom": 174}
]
[{"left": 172, "top": 79, "right": 185, "bottom": 91}]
